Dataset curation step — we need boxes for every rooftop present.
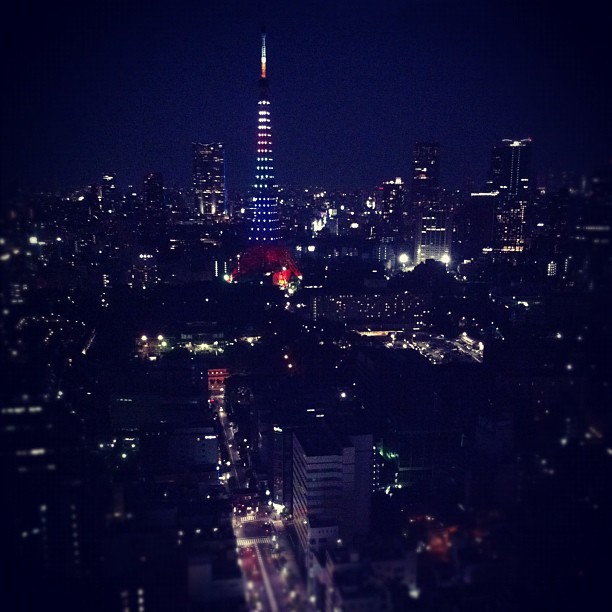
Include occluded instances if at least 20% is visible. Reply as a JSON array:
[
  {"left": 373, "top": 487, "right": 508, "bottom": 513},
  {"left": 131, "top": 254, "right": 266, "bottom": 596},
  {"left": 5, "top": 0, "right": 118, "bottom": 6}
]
[{"left": 295, "top": 425, "right": 342, "bottom": 457}]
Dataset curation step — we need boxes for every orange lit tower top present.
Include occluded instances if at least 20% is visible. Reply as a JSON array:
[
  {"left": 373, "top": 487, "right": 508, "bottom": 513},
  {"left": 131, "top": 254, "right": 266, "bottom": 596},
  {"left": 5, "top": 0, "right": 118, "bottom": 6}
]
[{"left": 260, "top": 28, "right": 267, "bottom": 79}]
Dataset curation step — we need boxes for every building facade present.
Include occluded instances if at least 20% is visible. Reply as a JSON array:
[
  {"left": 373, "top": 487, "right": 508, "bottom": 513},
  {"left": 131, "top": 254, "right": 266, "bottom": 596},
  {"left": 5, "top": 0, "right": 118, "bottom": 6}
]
[
  {"left": 411, "top": 142, "right": 451, "bottom": 265},
  {"left": 192, "top": 142, "right": 226, "bottom": 216},
  {"left": 487, "top": 138, "right": 532, "bottom": 253},
  {"left": 292, "top": 427, "right": 373, "bottom": 556}
]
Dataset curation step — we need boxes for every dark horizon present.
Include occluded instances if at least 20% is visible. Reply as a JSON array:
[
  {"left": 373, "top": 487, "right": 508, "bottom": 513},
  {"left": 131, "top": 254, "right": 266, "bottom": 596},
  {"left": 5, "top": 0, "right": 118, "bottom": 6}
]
[{"left": 3, "top": 0, "right": 612, "bottom": 194}]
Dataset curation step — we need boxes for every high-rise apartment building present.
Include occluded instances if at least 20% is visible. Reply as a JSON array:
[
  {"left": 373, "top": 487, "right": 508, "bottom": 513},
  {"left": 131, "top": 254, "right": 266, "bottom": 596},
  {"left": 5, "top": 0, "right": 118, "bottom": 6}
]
[
  {"left": 291, "top": 425, "right": 373, "bottom": 603},
  {"left": 487, "top": 138, "right": 532, "bottom": 196},
  {"left": 192, "top": 142, "right": 226, "bottom": 216},
  {"left": 373, "top": 177, "right": 405, "bottom": 238},
  {"left": 412, "top": 143, "right": 440, "bottom": 197},
  {"left": 487, "top": 138, "right": 532, "bottom": 252},
  {"left": 292, "top": 426, "right": 373, "bottom": 556},
  {"left": 411, "top": 142, "right": 451, "bottom": 265}
]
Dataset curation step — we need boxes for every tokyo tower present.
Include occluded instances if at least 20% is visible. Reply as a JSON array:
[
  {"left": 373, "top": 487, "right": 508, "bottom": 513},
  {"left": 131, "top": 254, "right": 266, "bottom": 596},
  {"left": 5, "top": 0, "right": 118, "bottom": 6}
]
[{"left": 228, "top": 28, "right": 302, "bottom": 292}]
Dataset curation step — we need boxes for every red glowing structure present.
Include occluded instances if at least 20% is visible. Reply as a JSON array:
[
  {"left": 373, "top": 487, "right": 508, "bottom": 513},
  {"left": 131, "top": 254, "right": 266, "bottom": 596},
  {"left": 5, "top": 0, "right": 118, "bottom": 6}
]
[{"left": 228, "top": 244, "right": 302, "bottom": 291}]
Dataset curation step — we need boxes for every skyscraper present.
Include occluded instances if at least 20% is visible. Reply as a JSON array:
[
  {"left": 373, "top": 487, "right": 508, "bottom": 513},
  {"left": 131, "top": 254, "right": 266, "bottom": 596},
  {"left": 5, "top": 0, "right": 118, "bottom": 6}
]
[
  {"left": 412, "top": 142, "right": 440, "bottom": 195},
  {"left": 192, "top": 142, "right": 226, "bottom": 216},
  {"left": 487, "top": 138, "right": 532, "bottom": 253},
  {"left": 411, "top": 142, "right": 451, "bottom": 265},
  {"left": 487, "top": 138, "right": 532, "bottom": 196},
  {"left": 143, "top": 171, "right": 164, "bottom": 212}
]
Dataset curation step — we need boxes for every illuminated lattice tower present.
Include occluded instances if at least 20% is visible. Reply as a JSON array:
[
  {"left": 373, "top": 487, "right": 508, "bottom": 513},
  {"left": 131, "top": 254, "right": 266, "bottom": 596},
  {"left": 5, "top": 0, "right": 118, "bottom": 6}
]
[
  {"left": 248, "top": 29, "right": 282, "bottom": 242},
  {"left": 229, "top": 29, "right": 302, "bottom": 291}
]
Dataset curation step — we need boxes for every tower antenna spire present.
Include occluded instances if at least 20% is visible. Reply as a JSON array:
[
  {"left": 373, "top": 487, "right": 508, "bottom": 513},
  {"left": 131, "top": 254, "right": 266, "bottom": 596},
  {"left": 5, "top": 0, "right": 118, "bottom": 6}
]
[{"left": 260, "top": 26, "right": 267, "bottom": 79}]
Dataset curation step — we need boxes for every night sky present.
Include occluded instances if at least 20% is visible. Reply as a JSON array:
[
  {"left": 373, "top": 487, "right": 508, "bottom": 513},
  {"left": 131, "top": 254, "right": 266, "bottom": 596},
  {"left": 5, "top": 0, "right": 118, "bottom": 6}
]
[{"left": 3, "top": 0, "right": 611, "bottom": 195}]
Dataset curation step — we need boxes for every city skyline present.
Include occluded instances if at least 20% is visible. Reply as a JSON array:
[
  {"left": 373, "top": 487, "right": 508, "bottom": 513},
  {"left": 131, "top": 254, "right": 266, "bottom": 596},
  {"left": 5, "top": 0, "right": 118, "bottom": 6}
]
[
  {"left": 3, "top": 0, "right": 611, "bottom": 195},
  {"left": 2, "top": 4, "right": 610, "bottom": 608}
]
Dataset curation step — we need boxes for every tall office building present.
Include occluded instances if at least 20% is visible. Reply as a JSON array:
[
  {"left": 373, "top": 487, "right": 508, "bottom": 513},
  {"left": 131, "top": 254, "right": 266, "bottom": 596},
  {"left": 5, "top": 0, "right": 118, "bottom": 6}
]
[
  {"left": 192, "top": 142, "right": 226, "bottom": 216},
  {"left": 453, "top": 191, "right": 496, "bottom": 259},
  {"left": 291, "top": 425, "right": 373, "bottom": 602},
  {"left": 143, "top": 171, "right": 164, "bottom": 213},
  {"left": 140, "top": 171, "right": 167, "bottom": 240},
  {"left": 374, "top": 177, "right": 405, "bottom": 238},
  {"left": 411, "top": 142, "right": 451, "bottom": 265},
  {"left": 487, "top": 138, "right": 532, "bottom": 252},
  {"left": 292, "top": 426, "right": 372, "bottom": 555}
]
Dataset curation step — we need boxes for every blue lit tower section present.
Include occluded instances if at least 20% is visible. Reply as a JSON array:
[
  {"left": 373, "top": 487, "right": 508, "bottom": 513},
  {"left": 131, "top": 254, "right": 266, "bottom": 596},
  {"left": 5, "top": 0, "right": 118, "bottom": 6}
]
[{"left": 249, "top": 29, "right": 282, "bottom": 242}]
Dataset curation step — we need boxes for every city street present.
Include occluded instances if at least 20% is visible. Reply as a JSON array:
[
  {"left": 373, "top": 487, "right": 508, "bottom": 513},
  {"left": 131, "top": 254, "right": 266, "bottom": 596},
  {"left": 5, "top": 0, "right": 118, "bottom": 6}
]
[
  {"left": 216, "top": 388, "right": 312, "bottom": 611},
  {"left": 235, "top": 518, "right": 312, "bottom": 612},
  {"left": 216, "top": 393, "right": 247, "bottom": 489}
]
